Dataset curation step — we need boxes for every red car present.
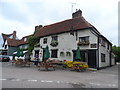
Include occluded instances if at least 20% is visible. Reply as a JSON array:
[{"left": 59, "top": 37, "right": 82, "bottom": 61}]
[{"left": 0, "top": 55, "right": 10, "bottom": 62}]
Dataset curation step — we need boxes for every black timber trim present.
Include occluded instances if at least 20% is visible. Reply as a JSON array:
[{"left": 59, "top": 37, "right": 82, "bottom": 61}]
[
  {"left": 97, "top": 37, "right": 100, "bottom": 70},
  {"left": 90, "top": 27, "right": 112, "bottom": 45}
]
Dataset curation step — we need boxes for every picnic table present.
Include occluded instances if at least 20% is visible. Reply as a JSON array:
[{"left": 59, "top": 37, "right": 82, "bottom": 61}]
[
  {"left": 38, "top": 60, "right": 64, "bottom": 71},
  {"left": 13, "top": 59, "right": 31, "bottom": 67},
  {"left": 38, "top": 62, "right": 56, "bottom": 71}
]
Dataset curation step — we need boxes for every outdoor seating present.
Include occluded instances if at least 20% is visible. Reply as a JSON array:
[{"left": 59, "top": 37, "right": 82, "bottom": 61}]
[
  {"left": 14, "top": 59, "right": 31, "bottom": 67},
  {"left": 38, "top": 61, "right": 56, "bottom": 71}
]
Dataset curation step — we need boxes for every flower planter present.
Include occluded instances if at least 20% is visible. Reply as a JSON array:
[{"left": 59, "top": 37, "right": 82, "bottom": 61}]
[{"left": 50, "top": 40, "right": 58, "bottom": 47}]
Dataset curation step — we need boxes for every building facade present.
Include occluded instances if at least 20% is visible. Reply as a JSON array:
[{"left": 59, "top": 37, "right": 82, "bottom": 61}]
[
  {"left": 1, "top": 31, "right": 31, "bottom": 56},
  {"left": 32, "top": 10, "right": 115, "bottom": 69}
]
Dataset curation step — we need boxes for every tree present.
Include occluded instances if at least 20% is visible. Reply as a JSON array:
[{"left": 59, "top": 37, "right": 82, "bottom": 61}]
[
  {"left": 112, "top": 45, "right": 120, "bottom": 62},
  {"left": 28, "top": 36, "right": 39, "bottom": 54},
  {"left": 27, "top": 25, "right": 42, "bottom": 54}
]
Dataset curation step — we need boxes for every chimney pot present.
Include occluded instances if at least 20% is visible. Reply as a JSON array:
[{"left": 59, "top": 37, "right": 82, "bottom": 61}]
[
  {"left": 13, "top": 30, "right": 16, "bottom": 39},
  {"left": 72, "top": 9, "right": 82, "bottom": 18}
]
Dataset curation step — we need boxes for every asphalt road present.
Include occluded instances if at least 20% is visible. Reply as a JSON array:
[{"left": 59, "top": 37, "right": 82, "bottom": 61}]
[{"left": 1, "top": 62, "right": 118, "bottom": 88}]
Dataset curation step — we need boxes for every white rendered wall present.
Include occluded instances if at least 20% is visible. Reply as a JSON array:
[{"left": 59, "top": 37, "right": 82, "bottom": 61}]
[
  {"left": 99, "top": 41, "right": 111, "bottom": 67},
  {"left": 35, "top": 29, "right": 98, "bottom": 61}
]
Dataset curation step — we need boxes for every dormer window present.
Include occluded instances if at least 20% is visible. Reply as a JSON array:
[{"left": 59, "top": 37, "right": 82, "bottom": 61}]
[{"left": 24, "top": 38, "right": 27, "bottom": 42}]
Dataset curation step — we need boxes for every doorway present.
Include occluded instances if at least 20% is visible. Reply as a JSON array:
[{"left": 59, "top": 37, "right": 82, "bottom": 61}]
[
  {"left": 88, "top": 50, "right": 96, "bottom": 68},
  {"left": 35, "top": 50, "right": 39, "bottom": 58},
  {"left": 72, "top": 50, "right": 87, "bottom": 62}
]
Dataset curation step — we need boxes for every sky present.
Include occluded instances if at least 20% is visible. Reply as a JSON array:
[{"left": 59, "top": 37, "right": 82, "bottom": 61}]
[{"left": 0, "top": 0, "right": 119, "bottom": 49}]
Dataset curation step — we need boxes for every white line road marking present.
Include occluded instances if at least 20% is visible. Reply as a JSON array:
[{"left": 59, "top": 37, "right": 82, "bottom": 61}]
[
  {"left": 89, "top": 82, "right": 117, "bottom": 87},
  {"left": 57, "top": 81, "right": 60, "bottom": 83},
  {"left": 107, "top": 84, "right": 117, "bottom": 87},
  {"left": 46, "top": 81, "right": 53, "bottom": 83},
  {"left": 41, "top": 80, "right": 45, "bottom": 82},
  {"left": 11, "top": 79, "right": 20, "bottom": 81},
  {"left": 0, "top": 79, "right": 7, "bottom": 81},
  {"left": 28, "top": 80, "right": 37, "bottom": 82}
]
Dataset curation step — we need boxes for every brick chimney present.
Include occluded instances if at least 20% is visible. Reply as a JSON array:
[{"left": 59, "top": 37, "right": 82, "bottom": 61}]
[
  {"left": 13, "top": 31, "right": 16, "bottom": 39},
  {"left": 72, "top": 9, "right": 82, "bottom": 18},
  {"left": 35, "top": 25, "right": 42, "bottom": 30}
]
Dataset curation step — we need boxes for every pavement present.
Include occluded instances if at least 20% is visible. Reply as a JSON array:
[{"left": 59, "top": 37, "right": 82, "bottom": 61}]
[{"left": 1, "top": 62, "right": 118, "bottom": 88}]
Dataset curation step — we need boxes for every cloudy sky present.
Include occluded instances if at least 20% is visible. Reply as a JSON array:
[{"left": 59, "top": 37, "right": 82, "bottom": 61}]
[{"left": 0, "top": 0, "right": 119, "bottom": 48}]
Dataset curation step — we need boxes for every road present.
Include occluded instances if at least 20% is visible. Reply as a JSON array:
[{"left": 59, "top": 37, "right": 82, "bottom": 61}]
[{"left": 1, "top": 62, "right": 118, "bottom": 88}]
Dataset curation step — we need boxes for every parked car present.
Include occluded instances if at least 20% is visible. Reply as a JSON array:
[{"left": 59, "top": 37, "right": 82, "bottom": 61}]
[{"left": 0, "top": 55, "right": 10, "bottom": 62}]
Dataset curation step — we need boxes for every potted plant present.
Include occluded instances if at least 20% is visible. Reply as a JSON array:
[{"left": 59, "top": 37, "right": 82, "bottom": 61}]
[{"left": 50, "top": 40, "right": 58, "bottom": 47}]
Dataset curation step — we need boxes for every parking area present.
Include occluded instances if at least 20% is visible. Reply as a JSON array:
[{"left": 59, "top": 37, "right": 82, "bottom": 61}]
[{"left": 1, "top": 62, "right": 118, "bottom": 88}]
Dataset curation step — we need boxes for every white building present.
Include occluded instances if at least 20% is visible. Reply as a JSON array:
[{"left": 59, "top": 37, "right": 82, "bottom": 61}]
[{"left": 32, "top": 10, "right": 115, "bottom": 69}]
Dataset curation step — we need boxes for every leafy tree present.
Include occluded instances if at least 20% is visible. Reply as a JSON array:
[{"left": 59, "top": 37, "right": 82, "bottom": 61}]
[
  {"left": 112, "top": 45, "right": 120, "bottom": 62},
  {"left": 27, "top": 25, "right": 41, "bottom": 54},
  {"left": 28, "top": 36, "right": 39, "bottom": 54}
]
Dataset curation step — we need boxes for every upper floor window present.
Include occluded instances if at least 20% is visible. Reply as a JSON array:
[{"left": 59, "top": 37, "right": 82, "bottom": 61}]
[
  {"left": 43, "top": 38, "right": 47, "bottom": 44},
  {"left": 78, "top": 36, "right": 89, "bottom": 45},
  {"left": 25, "top": 45, "right": 28, "bottom": 49},
  {"left": 52, "top": 36, "right": 58, "bottom": 41},
  {"left": 101, "top": 39, "right": 106, "bottom": 47},
  {"left": 24, "top": 38, "right": 27, "bottom": 42},
  {"left": 79, "top": 36, "right": 89, "bottom": 42},
  {"left": 107, "top": 43, "right": 109, "bottom": 50}
]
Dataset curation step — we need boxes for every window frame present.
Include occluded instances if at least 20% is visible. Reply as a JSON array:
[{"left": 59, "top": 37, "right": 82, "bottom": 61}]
[
  {"left": 79, "top": 36, "right": 89, "bottom": 42},
  {"left": 52, "top": 36, "right": 58, "bottom": 41},
  {"left": 101, "top": 53, "right": 105, "bottom": 62},
  {"left": 51, "top": 49, "right": 58, "bottom": 58},
  {"left": 43, "top": 38, "right": 47, "bottom": 44}
]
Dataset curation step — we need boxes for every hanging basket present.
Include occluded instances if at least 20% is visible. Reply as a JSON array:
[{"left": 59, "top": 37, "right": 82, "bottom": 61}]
[{"left": 50, "top": 40, "right": 58, "bottom": 47}]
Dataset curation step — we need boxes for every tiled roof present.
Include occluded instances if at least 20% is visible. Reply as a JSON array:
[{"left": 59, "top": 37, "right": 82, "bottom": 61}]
[
  {"left": 2, "top": 33, "right": 13, "bottom": 41},
  {"left": 6, "top": 37, "right": 20, "bottom": 46},
  {"left": 34, "top": 16, "right": 92, "bottom": 37},
  {"left": 6, "top": 34, "right": 32, "bottom": 47}
]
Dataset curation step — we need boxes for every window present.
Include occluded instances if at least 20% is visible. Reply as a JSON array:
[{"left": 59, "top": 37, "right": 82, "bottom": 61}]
[
  {"left": 101, "top": 53, "right": 105, "bottom": 62},
  {"left": 107, "top": 43, "right": 109, "bottom": 50},
  {"left": 25, "top": 45, "right": 28, "bottom": 49},
  {"left": 78, "top": 36, "right": 89, "bottom": 45},
  {"left": 20, "top": 46, "right": 22, "bottom": 49},
  {"left": 5, "top": 45, "right": 7, "bottom": 49},
  {"left": 91, "top": 44, "right": 97, "bottom": 48},
  {"left": 52, "top": 36, "right": 58, "bottom": 41},
  {"left": 79, "top": 36, "right": 89, "bottom": 42},
  {"left": 51, "top": 49, "right": 58, "bottom": 58},
  {"left": 101, "top": 39, "right": 106, "bottom": 47},
  {"left": 24, "top": 38, "right": 27, "bottom": 42},
  {"left": 43, "top": 38, "right": 47, "bottom": 44}
]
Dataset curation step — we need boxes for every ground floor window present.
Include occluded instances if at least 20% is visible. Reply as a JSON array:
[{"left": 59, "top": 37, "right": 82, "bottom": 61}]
[
  {"left": 101, "top": 53, "right": 105, "bottom": 62},
  {"left": 51, "top": 49, "right": 58, "bottom": 58}
]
